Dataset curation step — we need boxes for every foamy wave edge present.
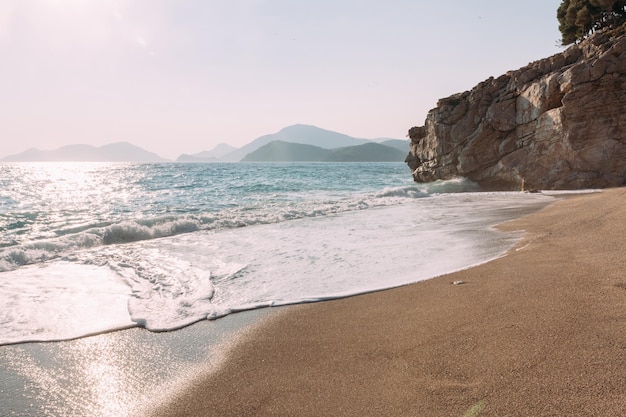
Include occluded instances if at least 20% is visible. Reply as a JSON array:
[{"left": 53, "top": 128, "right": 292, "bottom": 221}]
[{"left": 0, "top": 178, "right": 479, "bottom": 272}]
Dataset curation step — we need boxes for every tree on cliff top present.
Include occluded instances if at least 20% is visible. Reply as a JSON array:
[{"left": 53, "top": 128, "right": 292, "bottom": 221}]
[{"left": 558, "top": 0, "right": 626, "bottom": 44}]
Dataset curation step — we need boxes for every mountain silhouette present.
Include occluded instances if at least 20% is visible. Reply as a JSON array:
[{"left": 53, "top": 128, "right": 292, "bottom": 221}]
[
  {"left": 241, "top": 141, "right": 406, "bottom": 162},
  {"left": 176, "top": 143, "right": 237, "bottom": 162},
  {"left": 221, "top": 124, "right": 371, "bottom": 162},
  {"left": 1, "top": 142, "right": 168, "bottom": 162}
]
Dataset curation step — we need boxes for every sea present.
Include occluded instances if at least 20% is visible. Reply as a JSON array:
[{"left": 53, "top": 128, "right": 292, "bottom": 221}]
[{"left": 0, "top": 161, "right": 562, "bottom": 416}]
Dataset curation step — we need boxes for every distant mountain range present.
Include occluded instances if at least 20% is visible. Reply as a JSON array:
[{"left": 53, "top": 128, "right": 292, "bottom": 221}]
[
  {"left": 1, "top": 124, "right": 408, "bottom": 162},
  {"left": 176, "top": 143, "right": 237, "bottom": 162},
  {"left": 218, "top": 124, "right": 376, "bottom": 162},
  {"left": 188, "top": 124, "right": 408, "bottom": 162},
  {"left": 0, "top": 142, "right": 167, "bottom": 162},
  {"left": 241, "top": 141, "right": 407, "bottom": 162}
]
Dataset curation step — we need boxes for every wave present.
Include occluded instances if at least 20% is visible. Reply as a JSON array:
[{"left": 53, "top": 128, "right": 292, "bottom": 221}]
[
  {"left": 0, "top": 186, "right": 558, "bottom": 346},
  {"left": 0, "top": 218, "right": 205, "bottom": 272},
  {"left": 0, "top": 178, "right": 475, "bottom": 272},
  {"left": 417, "top": 177, "right": 482, "bottom": 194}
]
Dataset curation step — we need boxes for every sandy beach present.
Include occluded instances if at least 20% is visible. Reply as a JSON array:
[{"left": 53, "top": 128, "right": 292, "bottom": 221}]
[{"left": 150, "top": 188, "right": 626, "bottom": 417}]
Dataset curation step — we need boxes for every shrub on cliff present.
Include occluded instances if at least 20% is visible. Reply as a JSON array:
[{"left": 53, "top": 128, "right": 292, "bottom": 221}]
[{"left": 558, "top": 0, "right": 626, "bottom": 44}]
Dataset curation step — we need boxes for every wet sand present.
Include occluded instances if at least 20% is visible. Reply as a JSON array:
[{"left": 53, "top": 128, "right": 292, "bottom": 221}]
[{"left": 150, "top": 188, "right": 626, "bottom": 417}]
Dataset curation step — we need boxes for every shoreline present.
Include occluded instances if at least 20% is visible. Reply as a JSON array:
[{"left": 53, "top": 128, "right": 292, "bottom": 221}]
[
  {"left": 149, "top": 188, "right": 626, "bottom": 416},
  {"left": 0, "top": 308, "right": 272, "bottom": 417}
]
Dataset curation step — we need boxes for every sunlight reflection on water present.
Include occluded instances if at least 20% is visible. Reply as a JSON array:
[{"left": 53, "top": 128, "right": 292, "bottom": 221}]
[{"left": 0, "top": 309, "right": 266, "bottom": 417}]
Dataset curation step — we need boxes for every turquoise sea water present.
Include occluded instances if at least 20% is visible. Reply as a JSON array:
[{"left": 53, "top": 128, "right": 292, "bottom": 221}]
[
  {"left": 0, "top": 162, "right": 558, "bottom": 346},
  {"left": 0, "top": 161, "right": 564, "bottom": 416}
]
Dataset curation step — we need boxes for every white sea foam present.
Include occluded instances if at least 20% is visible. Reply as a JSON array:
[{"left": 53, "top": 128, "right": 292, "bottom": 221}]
[
  {"left": 0, "top": 163, "right": 565, "bottom": 345},
  {"left": 0, "top": 191, "right": 555, "bottom": 345},
  {"left": 0, "top": 184, "right": 434, "bottom": 272},
  {"left": 0, "top": 262, "right": 134, "bottom": 345}
]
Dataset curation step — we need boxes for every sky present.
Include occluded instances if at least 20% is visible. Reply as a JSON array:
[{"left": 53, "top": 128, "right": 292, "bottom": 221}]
[{"left": 0, "top": 0, "right": 565, "bottom": 160}]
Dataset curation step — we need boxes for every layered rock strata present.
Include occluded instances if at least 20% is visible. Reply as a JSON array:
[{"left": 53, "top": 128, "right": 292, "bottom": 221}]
[{"left": 406, "top": 30, "right": 626, "bottom": 190}]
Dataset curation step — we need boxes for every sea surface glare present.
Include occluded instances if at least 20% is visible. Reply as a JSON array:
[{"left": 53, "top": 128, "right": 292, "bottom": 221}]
[{"left": 0, "top": 162, "right": 556, "bottom": 346}]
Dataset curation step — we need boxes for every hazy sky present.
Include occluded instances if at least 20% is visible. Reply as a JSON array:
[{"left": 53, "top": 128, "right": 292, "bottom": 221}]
[{"left": 1, "top": 0, "right": 564, "bottom": 159}]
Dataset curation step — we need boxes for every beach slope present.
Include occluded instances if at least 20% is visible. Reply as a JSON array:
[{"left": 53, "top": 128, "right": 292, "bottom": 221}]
[{"left": 151, "top": 188, "right": 626, "bottom": 417}]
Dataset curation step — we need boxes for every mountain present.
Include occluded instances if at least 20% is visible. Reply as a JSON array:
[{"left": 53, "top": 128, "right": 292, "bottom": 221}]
[
  {"left": 1, "top": 126, "right": 403, "bottom": 163},
  {"left": 98, "top": 142, "right": 168, "bottom": 162},
  {"left": 221, "top": 124, "right": 371, "bottom": 162},
  {"left": 1, "top": 142, "right": 168, "bottom": 162},
  {"left": 241, "top": 140, "right": 406, "bottom": 162},
  {"left": 241, "top": 141, "right": 331, "bottom": 162},
  {"left": 176, "top": 143, "right": 237, "bottom": 162},
  {"left": 378, "top": 139, "right": 410, "bottom": 152},
  {"left": 324, "top": 142, "right": 406, "bottom": 162}
]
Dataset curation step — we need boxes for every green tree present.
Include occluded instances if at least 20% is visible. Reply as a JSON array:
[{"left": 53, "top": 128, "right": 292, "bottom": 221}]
[{"left": 557, "top": 0, "right": 626, "bottom": 45}]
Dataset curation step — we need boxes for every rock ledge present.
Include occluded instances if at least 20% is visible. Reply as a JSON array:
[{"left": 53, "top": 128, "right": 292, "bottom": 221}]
[{"left": 406, "top": 30, "right": 626, "bottom": 190}]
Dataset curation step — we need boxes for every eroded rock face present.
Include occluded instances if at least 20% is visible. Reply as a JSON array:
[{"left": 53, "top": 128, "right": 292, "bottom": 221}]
[{"left": 406, "top": 31, "right": 626, "bottom": 190}]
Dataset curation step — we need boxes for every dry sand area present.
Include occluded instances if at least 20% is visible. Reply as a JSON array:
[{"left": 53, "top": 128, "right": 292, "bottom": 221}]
[{"left": 151, "top": 188, "right": 626, "bottom": 417}]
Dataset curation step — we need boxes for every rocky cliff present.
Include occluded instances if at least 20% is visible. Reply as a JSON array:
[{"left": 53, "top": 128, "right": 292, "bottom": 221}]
[{"left": 406, "top": 29, "right": 626, "bottom": 190}]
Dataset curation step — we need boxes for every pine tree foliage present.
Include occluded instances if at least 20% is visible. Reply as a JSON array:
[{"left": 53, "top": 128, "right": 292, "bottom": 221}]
[{"left": 557, "top": 0, "right": 626, "bottom": 44}]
